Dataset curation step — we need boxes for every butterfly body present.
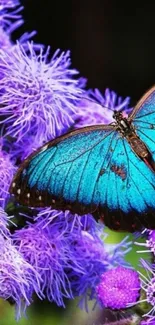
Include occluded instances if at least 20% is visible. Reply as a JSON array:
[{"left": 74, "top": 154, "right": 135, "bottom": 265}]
[
  {"left": 10, "top": 86, "right": 155, "bottom": 232},
  {"left": 112, "top": 111, "right": 155, "bottom": 170}
]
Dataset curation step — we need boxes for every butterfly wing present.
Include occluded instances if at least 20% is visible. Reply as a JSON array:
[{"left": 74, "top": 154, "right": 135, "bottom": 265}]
[
  {"left": 10, "top": 123, "right": 155, "bottom": 232},
  {"left": 129, "top": 86, "right": 155, "bottom": 161},
  {"left": 103, "top": 134, "right": 155, "bottom": 231},
  {"left": 11, "top": 125, "right": 115, "bottom": 212}
]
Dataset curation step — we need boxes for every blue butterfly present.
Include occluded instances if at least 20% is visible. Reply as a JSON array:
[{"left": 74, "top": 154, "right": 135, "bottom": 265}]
[{"left": 10, "top": 86, "right": 155, "bottom": 232}]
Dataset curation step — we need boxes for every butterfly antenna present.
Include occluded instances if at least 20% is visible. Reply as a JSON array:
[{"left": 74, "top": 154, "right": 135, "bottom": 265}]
[{"left": 81, "top": 96, "right": 115, "bottom": 112}]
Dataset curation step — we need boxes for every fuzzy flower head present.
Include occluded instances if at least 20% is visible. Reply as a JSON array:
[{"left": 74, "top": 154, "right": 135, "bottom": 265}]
[
  {"left": 61, "top": 230, "right": 109, "bottom": 310},
  {"left": 96, "top": 266, "right": 140, "bottom": 309},
  {"left": 35, "top": 208, "right": 103, "bottom": 237},
  {"left": 0, "top": 235, "right": 42, "bottom": 319},
  {"left": 34, "top": 209, "right": 132, "bottom": 308},
  {"left": 75, "top": 88, "right": 131, "bottom": 128},
  {"left": 12, "top": 220, "right": 81, "bottom": 307},
  {"left": 10, "top": 133, "right": 46, "bottom": 162},
  {"left": 0, "top": 42, "right": 86, "bottom": 143},
  {"left": 67, "top": 231, "right": 132, "bottom": 309},
  {"left": 12, "top": 212, "right": 113, "bottom": 309}
]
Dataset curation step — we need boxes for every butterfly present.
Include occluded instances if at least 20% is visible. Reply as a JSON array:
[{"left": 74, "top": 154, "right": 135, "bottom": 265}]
[{"left": 10, "top": 86, "right": 155, "bottom": 232}]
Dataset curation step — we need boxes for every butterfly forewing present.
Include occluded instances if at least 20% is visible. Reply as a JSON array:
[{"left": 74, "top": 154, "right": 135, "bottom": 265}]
[
  {"left": 130, "top": 86, "right": 155, "bottom": 167},
  {"left": 10, "top": 125, "right": 115, "bottom": 209},
  {"left": 129, "top": 85, "right": 155, "bottom": 122}
]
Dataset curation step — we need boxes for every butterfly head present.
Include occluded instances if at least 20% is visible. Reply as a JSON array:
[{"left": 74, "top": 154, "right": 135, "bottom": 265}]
[
  {"left": 112, "top": 110, "right": 123, "bottom": 122},
  {"left": 113, "top": 110, "right": 132, "bottom": 136}
]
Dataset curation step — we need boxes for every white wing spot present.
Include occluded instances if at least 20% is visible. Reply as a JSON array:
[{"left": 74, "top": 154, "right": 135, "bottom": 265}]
[
  {"left": 40, "top": 145, "right": 48, "bottom": 152},
  {"left": 39, "top": 196, "right": 42, "bottom": 200},
  {"left": 52, "top": 199, "right": 55, "bottom": 204},
  {"left": 12, "top": 182, "right": 16, "bottom": 188},
  {"left": 27, "top": 193, "right": 30, "bottom": 198},
  {"left": 17, "top": 189, "right": 21, "bottom": 194}
]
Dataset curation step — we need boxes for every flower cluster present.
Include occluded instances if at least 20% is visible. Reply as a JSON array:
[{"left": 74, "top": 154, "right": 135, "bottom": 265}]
[
  {"left": 12, "top": 212, "right": 133, "bottom": 312},
  {"left": 0, "top": 43, "right": 85, "bottom": 158},
  {"left": 12, "top": 219, "right": 74, "bottom": 307}
]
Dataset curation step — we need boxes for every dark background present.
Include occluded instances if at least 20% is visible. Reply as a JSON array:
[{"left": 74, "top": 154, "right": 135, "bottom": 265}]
[{"left": 16, "top": 0, "right": 155, "bottom": 106}]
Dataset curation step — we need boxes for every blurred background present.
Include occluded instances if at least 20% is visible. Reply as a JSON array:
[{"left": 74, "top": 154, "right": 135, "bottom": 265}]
[
  {"left": 2, "top": 0, "right": 154, "bottom": 324},
  {"left": 17, "top": 0, "right": 155, "bottom": 104}
]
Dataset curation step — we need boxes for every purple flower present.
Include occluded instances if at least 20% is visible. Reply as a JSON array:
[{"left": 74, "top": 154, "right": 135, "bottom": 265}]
[
  {"left": 74, "top": 88, "right": 131, "bottom": 128},
  {"left": 12, "top": 210, "right": 131, "bottom": 310},
  {"left": 0, "top": 0, "right": 19, "bottom": 10},
  {"left": 139, "top": 259, "right": 155, "bottom": 323},
  {"left": 0, "top": 42, "right": 86, "bottom": 143},
  {"left": 146, "top": 231, "right": 155, "bottom": 255},
  {"left": 68, "top": 231, "right": 109, "bottom": 300},
  {"left": 0, "top": 5, "right": 23, "bottom": 30},
  {"left": 0, "top": 234, "right": 42, "bottom": 319},
  {"left": 0, "top": 143, "right": 16, "bottom": 207},
  {"left": 67, "top": 231, "right": 132, "bottom": 310},
  {"left": 135, "top": 230, "right": 155, "bottom": 255},
  {"left": 0, "top": 14, "right": 41, "bottom": 52},
  {"left": 10, "top": 133, "right": 46, "bottom": 162},
  {"left": 35, "top": 208, "right": 102, "bottom": 236},
  {"left": 24, "top": 208, "right": 132, "bottom": 312},
  {"left": 12, "top": 220, "right": 80, "bottom": 307},
  {"left": 96, "top": 266, "right": 140, "bottom": 309},
  {"left": 0, "top": 207, "right": 11, "bottom": 238},
  {"left": 103, "top": 236, "right": 132, "bottom": 268},
  {"left": 18, "top": 31, "right": 44, "bottom": 51}
]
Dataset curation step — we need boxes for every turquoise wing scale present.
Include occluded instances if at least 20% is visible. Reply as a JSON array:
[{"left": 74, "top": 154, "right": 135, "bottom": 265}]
[{"left": 10, "top": 92, "right": 155, "bottom": 232}]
